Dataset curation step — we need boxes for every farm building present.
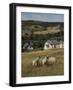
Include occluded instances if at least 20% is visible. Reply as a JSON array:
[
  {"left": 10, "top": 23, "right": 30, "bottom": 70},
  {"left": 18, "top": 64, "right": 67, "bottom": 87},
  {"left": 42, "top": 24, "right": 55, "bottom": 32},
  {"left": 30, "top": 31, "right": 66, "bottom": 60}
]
[
  {"left": 59, "top": 41, "right": 64, "bottom": 48},
  {"left": 44, "top": 40, "right": 64, "bottom": 50},
  {"left": 44, "top": 40, "right": 53, "bottom": 49},
  {"left": 22, "top": 41, "right": 33, "bottom": 50}
]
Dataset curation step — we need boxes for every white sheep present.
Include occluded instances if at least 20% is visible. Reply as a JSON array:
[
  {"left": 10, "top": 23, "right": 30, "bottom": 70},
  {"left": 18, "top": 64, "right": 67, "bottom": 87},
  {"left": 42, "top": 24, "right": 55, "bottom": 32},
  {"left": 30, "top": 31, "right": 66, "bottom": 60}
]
[
  {"left": 46, "top": 57, "right": 56, "bottom": 65},
  {"left": 32, "top": 57, "right": 40, "bottom": 67},
  {"left": 42, "top": 57, "right": 47, "bottom": 65},
  {"left": 32, "top": 56, "right": 56, "bottom": 67}
]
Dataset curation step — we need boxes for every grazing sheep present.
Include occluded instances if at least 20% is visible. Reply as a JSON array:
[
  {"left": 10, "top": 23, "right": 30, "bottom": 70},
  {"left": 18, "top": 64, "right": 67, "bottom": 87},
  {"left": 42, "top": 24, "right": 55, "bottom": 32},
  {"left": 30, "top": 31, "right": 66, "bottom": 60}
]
[
  {"left": 32, "top": 56, "right": 56, "bottom": 67},
  {"left": 46, "top": 57, "right": 56, "bottom": 65},
  {"left": 42, "top": 57, "right": 47, "bottom": 65},
  {"left": 32, "top": 56, "right": 40, "bottom": 67}
]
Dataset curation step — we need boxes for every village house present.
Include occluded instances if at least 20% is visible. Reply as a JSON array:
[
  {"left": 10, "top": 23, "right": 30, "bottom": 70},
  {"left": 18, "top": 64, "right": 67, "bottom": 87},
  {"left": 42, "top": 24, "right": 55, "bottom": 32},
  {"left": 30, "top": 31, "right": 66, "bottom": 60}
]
[
  {"left": 44, "top": 40, "right": 64, "bottom": 50},
  {"left": 59, "top": 41, "right": 64, "bottom": 48},
  {"left": 22, "top": 41, "right": 33, "bottom": 50},
  {"left": 44, "top": 40, "right": 54, "bottom": 50}
]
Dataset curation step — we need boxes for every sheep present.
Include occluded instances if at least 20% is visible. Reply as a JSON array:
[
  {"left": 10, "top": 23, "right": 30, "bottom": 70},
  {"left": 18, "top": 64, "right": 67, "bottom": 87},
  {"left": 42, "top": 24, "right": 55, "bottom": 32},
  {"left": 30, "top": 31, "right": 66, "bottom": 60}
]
[
  {"left": 46, "top": 57, "right": 56, "bottom": 65},
  {"left": 42, "top": 57, "right": 47, "bottom": 65},
  {"left": 32, "top": 56, "right": 40, "bottom": 67},
  {"left": 32, "top": 56, "right": 56, "bottom": 67},
  {"left": 36, "top": 58, "right": 42, "bottom": 66}
]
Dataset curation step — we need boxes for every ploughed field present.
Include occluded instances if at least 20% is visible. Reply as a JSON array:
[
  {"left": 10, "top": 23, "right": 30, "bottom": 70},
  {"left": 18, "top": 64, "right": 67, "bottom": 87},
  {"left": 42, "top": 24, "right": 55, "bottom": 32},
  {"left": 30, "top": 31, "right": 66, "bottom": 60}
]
[{"left": 21, "top": 48, "right": 64, "bottom": 77}]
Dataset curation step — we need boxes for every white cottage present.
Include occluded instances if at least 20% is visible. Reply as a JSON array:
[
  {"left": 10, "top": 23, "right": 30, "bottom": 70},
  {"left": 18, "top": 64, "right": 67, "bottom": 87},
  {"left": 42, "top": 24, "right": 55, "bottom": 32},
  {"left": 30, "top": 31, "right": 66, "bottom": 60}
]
[
  {"left": 59, "top": 41, "right": 64, "bottom": 48},
  {"left": 23, "top": 42, "right": 33, "bottom": 50},
  {"left": 44, "top": 40, "right": 53, "bottom": 50},
  {"left": 44, "top": 40, "right": 64, "bottom": 50}
]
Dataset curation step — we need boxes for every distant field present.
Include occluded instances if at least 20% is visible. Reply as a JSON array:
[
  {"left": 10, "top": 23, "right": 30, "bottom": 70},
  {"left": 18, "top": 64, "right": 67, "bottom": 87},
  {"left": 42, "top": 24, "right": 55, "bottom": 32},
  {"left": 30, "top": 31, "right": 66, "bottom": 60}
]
[
  {"left": 21, "top": 48, "right": 64, "bottom": 77},
  {"left": 34, "top": 29, "right": 61, "bottom": 34},
  {"left": 22, "top": 21, "right": 64, "bottom": 36}
]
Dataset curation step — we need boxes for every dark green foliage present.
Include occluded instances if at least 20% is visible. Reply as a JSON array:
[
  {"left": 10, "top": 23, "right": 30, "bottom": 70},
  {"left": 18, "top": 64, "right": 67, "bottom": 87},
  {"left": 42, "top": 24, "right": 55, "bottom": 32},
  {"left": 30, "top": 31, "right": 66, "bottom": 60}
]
[
  {"left": 21, "top": 20, "right": 64, "bottom": 51},
  {"left": 22, "top": 20, "right": 64, "bottom": 29},
  {"left": 33, "top": 40, "right": 45, "bottom": 50}
]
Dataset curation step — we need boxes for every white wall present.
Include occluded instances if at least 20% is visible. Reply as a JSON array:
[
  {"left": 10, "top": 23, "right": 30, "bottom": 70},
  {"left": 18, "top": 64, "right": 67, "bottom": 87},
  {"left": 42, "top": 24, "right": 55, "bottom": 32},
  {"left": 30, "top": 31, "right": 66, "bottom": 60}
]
[{"left": 0, "top": 0, "right": 72, "bottom": 89}]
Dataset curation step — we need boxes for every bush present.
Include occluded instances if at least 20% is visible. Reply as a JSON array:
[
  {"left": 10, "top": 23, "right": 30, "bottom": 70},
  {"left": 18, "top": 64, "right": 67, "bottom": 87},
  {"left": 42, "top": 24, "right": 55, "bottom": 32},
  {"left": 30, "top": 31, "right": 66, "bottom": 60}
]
[{"left": 33, "top": 40, "right": 45, "bottom": 50}]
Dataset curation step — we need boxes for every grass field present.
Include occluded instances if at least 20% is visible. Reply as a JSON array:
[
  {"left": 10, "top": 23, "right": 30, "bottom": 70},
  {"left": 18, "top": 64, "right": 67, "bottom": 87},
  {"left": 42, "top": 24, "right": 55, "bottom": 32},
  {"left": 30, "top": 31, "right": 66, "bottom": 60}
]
[
  {"left": 21, "top": 48, "right": 64, "bottom": 77},
  {"left": 34, "top": 28, "right": 61, "bottom": 34}
]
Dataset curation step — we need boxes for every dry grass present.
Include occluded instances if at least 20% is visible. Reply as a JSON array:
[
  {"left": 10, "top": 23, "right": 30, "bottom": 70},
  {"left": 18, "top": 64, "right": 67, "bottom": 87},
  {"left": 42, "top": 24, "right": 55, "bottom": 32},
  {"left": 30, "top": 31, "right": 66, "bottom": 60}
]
[
  {"left": 21, "top": 48, "right": 64, "bottom": 77},
  {"left": 34, "top": 28, "right": 60, "bottom": 35}
]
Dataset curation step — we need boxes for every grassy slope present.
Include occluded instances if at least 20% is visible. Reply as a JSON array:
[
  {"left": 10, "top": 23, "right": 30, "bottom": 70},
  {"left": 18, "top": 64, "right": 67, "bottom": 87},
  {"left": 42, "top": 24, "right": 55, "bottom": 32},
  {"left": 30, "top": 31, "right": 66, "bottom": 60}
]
[
  {"left": 22, "top": 20, "right": 64, "bottom": 27},
  {"left": 22, "top": 21, "right": 64, "bottom": 34},
  {"left": 34, "top": 29, "right": 61, "bottom": 34},
  {"left": 21, "top": 48, "right": 64, "bottom": 77}
]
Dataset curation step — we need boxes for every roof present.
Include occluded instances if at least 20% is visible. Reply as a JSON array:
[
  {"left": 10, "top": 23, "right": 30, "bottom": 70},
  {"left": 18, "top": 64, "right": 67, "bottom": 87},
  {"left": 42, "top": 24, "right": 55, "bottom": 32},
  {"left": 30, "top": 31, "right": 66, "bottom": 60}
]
[{"left": 45, "top": 40, "right": 64, "bottom": 45}]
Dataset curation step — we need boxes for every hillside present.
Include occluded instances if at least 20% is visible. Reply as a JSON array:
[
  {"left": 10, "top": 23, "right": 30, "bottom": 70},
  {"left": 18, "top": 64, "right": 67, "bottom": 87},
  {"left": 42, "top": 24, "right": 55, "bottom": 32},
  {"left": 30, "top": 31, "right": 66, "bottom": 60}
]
[
  {"left": 22, "top": 20, "right": 64, "bottom": 39},
  {"left": 21, "top": 20, "right": 64, "bottom": 50},
  {"left": 22, "top": 20, "right": 64, "bottom": 29}
]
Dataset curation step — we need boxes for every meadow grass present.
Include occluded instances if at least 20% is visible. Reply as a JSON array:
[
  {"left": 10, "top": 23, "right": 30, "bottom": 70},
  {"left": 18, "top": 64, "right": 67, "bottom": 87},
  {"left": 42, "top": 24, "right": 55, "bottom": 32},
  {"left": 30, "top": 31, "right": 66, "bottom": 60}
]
[{"left": 21, "top": 48, "right": 64, "bottom": 77}]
